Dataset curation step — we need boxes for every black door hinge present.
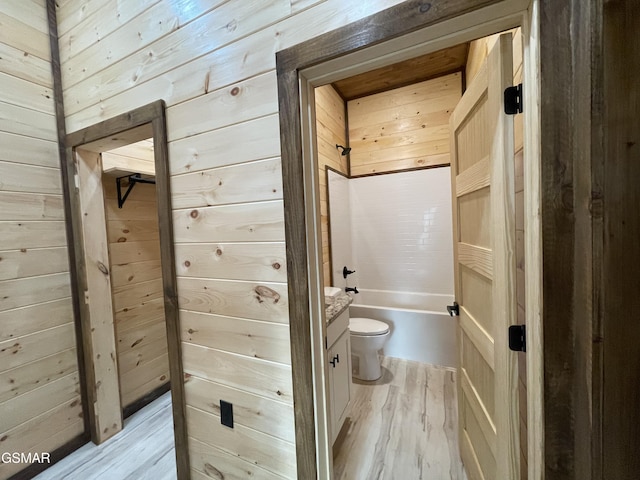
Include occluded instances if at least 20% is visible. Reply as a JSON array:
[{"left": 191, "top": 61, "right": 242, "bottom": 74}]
[
  {"left": 447, "top": 302, "right": 459, "bottom": 317},
  {"left": 508, "top": 325, "right": 526, "bottom": 352},
  {"left": 504, "top": 83, "right": 523, "bottom": 115}
]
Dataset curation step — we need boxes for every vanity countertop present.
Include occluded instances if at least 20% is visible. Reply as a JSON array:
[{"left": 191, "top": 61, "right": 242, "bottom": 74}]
[{"left": 325, "top": 293, "right": 352, "bottom": 325}]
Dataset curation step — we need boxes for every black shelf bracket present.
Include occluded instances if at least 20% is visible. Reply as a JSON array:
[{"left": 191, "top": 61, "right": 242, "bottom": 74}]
[{"left": 116, "top": 174, "right": 156, "bottom": 209}]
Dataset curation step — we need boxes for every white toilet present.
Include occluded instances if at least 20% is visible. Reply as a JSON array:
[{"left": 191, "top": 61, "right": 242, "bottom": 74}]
[{"left": 349, "top": 317, "right": 390, "bottom": 381}]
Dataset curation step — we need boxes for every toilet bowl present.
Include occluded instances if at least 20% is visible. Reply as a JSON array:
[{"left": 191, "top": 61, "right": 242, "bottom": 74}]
[{"left": 349, "top": 317, "right": 390, "bottom": 381}]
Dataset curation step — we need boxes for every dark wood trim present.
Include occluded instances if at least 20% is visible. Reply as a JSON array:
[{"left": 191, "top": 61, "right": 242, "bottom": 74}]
[
  {"left": 62, "top": 101, "right": 189, "bottom": 479},
  {"left": 601, "top": 1, "right": 640, "bottom": 479},
  {"left": 349, "top": 162, "right": 450, "bottom": 179},
  {"left": 8, "top": 433, "right": 90, "bottom": 480},
  {"left": 151, "top": 103, "right": 191, "bottom": 479},
  {"left": 276, "top": 1, "right": 510, "bottom": 478},
  {"left": 539, "top": 0, "right": 604, "bottom": 478},
  {"left": 123, "top": 382, "right": 172, "bottom": 419},
  {"left": 341, "top": 66, "right": 466, "bottom": 102},
  {"left": 46, "top": 0, "right": 92, "bottom": 443}
]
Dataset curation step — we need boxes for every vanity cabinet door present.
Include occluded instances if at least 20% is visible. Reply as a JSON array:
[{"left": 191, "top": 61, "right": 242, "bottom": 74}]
[{"left": 329, "top": 329, "right": 352, "bottom": 443}]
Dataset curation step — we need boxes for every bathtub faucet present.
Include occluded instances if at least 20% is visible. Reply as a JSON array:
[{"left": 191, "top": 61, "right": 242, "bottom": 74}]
[{"left": 345, "top": 287, "right": 359, "bottom": 294}]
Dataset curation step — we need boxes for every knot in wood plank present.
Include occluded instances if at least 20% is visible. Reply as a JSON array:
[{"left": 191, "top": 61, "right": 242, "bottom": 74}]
[{"left": 254, "top": 285, "right": 281, "bottom": 303}]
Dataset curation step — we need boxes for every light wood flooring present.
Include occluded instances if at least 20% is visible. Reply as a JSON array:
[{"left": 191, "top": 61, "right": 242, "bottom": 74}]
[
  {"left": 35, "top": 393, "right": 176, "bottom": 480},
  {"left": 333, "top": 356, "right": 467, "bottom": 480}
]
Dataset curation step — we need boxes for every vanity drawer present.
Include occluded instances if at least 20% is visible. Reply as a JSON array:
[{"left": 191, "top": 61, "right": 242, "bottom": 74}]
[{"left": 327, "top": 309, "right": 349, "bottom": 348}]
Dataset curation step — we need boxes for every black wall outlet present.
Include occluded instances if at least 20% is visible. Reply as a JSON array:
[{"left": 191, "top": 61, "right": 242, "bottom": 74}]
[{"left": 220, "top": 400, "right": 233, "bottom": 428}]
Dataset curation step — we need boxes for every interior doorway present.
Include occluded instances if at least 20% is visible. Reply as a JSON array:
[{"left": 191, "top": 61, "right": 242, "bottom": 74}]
[
  {"left": 276, "top": 2, "right": 541, "bottom": 479},
  {"left": 60, "top": 101, "right": 188, "bottom": 478}
]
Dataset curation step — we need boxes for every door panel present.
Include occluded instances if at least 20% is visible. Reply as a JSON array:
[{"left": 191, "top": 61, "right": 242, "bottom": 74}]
[{"left": 450, "top": 33, "right": 519, "bottom": 480}]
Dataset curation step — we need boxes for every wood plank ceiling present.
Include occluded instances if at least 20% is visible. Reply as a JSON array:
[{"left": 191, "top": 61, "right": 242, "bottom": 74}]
[{"left": 331, "top": 43, "right": 469, "bottom": 100}]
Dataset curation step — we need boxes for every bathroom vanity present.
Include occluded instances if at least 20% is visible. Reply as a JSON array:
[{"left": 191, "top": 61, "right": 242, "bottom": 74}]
[{"left": 325, "top": 293, "right": 353, "bottom": 444}]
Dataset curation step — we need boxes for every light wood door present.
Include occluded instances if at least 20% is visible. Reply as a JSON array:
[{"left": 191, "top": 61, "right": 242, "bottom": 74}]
[{"left": 450, "top": 33, "right": 519, "bottom": 480}]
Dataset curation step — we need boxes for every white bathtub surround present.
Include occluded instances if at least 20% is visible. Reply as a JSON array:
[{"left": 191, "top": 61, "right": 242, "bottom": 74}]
[
  {"left": 333, "top": 356, "right": 466, "bottom": 480},
  {"left": 348, "top": 167, "right": 454, "bottom": 295},
  {"left": 328, "top": 168, "right": 456, "bottom": 366}
]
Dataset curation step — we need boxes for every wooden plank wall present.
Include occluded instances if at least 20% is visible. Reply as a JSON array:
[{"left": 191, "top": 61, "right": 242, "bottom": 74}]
[
  {"left": 347, "top": 72, "right": 462, "bottom": 176},
  {"left": 54, "top": 1, "right": 408, "bottom": 477},
  {"left": 102, "top": 174, "right": 170, "bottom": 409},
  {"left": 466, "top": 28, "right": 527, "bottom": 478},
  {"left": 314, "top": 85, "right": 347, "bottom": 286},
  {"left": 0, "top": 2, "right": 83, "bottom": 478}
]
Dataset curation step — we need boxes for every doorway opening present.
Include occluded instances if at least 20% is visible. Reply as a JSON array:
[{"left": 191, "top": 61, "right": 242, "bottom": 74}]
[
  {"left": 56, "top": 101, "right": 188, "bottom": 478},
  {"left": 276, "top": 2, "right": 541, "bottom": 479}
]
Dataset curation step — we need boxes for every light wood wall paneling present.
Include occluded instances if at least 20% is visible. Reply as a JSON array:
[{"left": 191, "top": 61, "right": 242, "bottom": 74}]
[
  {"left": 314, "top": 84, "right": 347, "bottom": 287},
  {"left": 175, "top": 242, "right": 287, "bottom": 282},
  {"left": 63, "top": 1, "right": 292, "bottom": 118},
  {"left": 180, "top": 310, "right": 291, "bottom": 364},
  {"left": 0, "top": 398, "right": 84, "bottom": 479},
  {"left": 169, "top": 114, "right": 281, "bottom": 176},
  {"left": 0, "top": 272, "right": 71, "bottom": 312},
  {"left": 182, "top": 342, "right": 293, "bottom": 404},
  {"left": 55, "top": 0, "right": 158, "bottom": 38},
  {"left": 59, "top": 0, "right": 206, "bottom": 79},
  {"left": 75, "top": 148, "right": 123, "bottom": 443},
  {"left": 0, "top": 297, "right": 72, "bottom": 342},
  {"left": 0, "top": 221, "right": 67, "bottom": 250},
  {"left": 0, "top": 132, "right": 58, "bottom": 168},
  {"left": 184, "top": 375, "right": 295, "bottom": 443},
  {"left": 0, "top": 42, "right": 52, "bottom": 88},
  {"left": 0, "top": 372, "right": 80, "bottom": 434},
  {"left": 172, "top": 200, "right": 286, "bottom": 243},
  {"left": 109, "top": 240, "right": 162, "bottom": 266},
  {"left": 189, "top": 437, "right": 289, "bottom": 480},
  {"left": 177, "top": 277, "right": 288, "bottom": 323},
  {"left": 0, "top": 1, "right": 48, "bottom": 34},
  {"left": 62, "top": 0, "right": 411, "bottom": 133},
  {"left": 0, "top": 161, "right": 63, "bottom": 195},
  {"left": 0, "top": 10, "right": 50, "bottom": 60},
  {"left": 0, "top": 347, "right": 78, "bottom": 404},
  {"left": 347, "top": 73, "right": 461, "bottom": 176},
  {"left": 0, "top": 72, "right": 54, "bottom": 114},
  {"left": 186, "top": 405, "right": 296, "bottom": 478},
  {"left": 167, "top": 71, "right": 279, "bottom": 143},
  {"left": 0, "top": 323, "right": 75, "bottom": 372},
  {"left": 0, "top": 191, "right": 65, "bottom": 221},
  {"left": 0, "top": 247, "right": 70, "bottom": 281},
  {"left": 171, "top": 157, "right": 282, "bottom": 209},
  {"left": 0, "top": 102, "right": 56, "bottom": 141}
]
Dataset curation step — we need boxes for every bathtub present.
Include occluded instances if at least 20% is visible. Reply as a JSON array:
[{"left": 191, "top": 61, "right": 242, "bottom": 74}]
[{"left": 348, "top": 289, "right": 457, "bottom": 368}]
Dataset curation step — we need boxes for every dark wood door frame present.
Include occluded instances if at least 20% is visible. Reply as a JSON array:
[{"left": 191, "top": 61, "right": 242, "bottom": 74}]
[
  {"left": 277, "top": 1, "right": 539, "bottom": 478},
  {"left": 60, "top": 101, "right": 189, "bottom": 479}
]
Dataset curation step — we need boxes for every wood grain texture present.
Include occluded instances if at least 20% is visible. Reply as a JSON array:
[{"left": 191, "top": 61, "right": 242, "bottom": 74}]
[
  {"left": 333, "top": 357, "right": 467, "bottom": 480},
  {"left": 333, "top": 43, "right": 468, "bottom": 100},
  {"left": 75, "top": 148, "right": 123, "bottom": 443},
  {"left": 347, "top": 73, "right": 461, "bottom": 175},
  {"left": 315, "top": 84, "right": 347, "bottom": 286},
  {"left": 602, "top": 1, "right": 640, "bottom": 478},
  {"left": 62, "top": 100, "right": 190, "bottom": 477},
  {"left": 34, "top": 392, "right": 176, "bottom": 480}
]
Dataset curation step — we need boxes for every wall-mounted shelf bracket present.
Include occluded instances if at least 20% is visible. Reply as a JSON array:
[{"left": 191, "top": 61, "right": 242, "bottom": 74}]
[{"left": 116, "top": 174, "right": 156, "bottom": 208}]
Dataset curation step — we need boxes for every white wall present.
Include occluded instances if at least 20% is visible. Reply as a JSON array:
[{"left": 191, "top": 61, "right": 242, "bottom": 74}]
[{"left": 333, "top": 167, "right": 454, "bottom": 297}]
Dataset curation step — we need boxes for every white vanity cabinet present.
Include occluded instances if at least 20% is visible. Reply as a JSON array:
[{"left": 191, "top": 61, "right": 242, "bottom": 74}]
[{"left": 326, "top": 308, "right": 352, "bottom": 444}]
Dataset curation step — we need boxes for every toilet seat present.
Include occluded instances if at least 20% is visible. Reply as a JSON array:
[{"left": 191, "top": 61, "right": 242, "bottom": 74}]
[{"left": 349, "top": 317, "right": 389, "bottom": 336}]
